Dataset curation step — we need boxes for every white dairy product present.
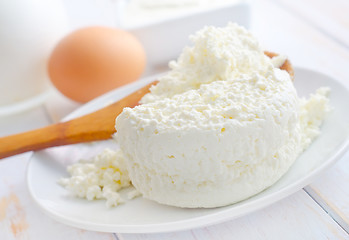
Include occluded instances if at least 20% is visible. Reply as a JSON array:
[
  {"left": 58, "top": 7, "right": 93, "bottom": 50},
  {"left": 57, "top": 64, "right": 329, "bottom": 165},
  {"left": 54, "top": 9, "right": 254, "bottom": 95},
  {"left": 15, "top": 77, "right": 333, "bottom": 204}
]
[
  {"left": 141, "top": 23, "right": 270, "bottom": 104},
  {"left": 115, "top": 23, "right": 330, "bottom": 208},
  {"left": 58, "top": 149, "right": 134, "bottom": 208},
  {"left": 299, "top": 87, "right": 330, "bottom": 148},
  {"left": 58, "top": 86, "right": 328, "bottom": 208},
  {"left": 271, "top": 55, "right": 288, "bottom": 68},
  {"left": 59, "top": 23, "right": 330, "bottom": 208}
]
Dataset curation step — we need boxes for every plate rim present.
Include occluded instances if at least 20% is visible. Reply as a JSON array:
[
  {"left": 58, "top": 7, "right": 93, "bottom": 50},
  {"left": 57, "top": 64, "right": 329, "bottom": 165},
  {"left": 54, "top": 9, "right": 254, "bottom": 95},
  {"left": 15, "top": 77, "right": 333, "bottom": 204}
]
[{"left": 26, "top": 67, "right": 349, "bottom": 233}]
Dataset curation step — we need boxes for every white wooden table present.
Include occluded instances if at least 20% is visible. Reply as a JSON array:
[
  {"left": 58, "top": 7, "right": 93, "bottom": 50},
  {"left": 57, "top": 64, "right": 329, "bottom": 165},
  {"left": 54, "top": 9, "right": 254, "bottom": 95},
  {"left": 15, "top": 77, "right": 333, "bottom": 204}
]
[{"left": 1, "top": 0, "right": 349, "bottom": 239}]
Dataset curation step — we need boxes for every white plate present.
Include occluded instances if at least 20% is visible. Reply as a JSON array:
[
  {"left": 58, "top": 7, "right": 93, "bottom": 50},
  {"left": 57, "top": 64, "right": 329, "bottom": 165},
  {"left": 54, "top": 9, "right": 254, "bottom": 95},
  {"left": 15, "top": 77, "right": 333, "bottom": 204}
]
[
  {"left": 27, "top": 68, "right": 349, "bottom": 233},
  {"left": 0, "top": 90, "right": 50, "bottom": 116}
]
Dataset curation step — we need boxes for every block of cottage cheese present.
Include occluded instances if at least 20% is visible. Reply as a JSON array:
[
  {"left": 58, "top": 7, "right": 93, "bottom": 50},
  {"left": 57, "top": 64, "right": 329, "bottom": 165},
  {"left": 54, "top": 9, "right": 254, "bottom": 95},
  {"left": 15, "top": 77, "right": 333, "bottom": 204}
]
[
  {"left": 115, "top": 23, "right": 330, "bottom": 208},
  {"left": 59, "top": 23, "right": 329, "bottom": 209}
]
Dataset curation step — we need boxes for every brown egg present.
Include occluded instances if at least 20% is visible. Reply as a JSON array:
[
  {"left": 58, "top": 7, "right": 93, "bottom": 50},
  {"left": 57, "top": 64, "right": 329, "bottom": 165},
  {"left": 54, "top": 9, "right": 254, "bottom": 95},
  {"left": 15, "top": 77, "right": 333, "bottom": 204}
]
[{"left": 48, "top": 26, "right": 146, "bottom": 103}]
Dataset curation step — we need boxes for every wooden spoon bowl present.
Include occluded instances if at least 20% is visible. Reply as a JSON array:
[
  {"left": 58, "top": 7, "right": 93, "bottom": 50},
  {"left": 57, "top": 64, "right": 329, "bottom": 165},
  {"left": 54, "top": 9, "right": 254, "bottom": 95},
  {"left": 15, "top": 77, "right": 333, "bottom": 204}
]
[{"left": 264, "top": 51, "right": 294, "bottom": 80}]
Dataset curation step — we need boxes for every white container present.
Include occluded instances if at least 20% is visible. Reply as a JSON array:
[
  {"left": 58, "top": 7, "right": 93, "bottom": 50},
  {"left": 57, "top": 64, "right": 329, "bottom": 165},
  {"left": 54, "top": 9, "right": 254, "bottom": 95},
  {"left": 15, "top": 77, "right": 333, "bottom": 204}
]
[
  {"left": 0, "top": 0, "right": 67, "bottom": 115},
  {"left": 63, "top": 0, "right": 250, "bottom": 72},
  {"left": 126, "top": 2, "right": 250, "bottom": 70}
]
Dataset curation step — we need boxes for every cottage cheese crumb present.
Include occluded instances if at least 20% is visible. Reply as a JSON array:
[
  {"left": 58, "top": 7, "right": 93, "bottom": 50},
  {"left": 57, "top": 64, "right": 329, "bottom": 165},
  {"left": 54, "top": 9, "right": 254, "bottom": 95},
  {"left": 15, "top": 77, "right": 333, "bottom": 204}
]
[
  {"left": 58, "top": 149, "right": 139, "bottom": 207},
  {"left": 127, "top": 189, "right": 142, "bottom": 199},
  {"left": 299, "top": 87, "right": 331, "bottom": 149}
]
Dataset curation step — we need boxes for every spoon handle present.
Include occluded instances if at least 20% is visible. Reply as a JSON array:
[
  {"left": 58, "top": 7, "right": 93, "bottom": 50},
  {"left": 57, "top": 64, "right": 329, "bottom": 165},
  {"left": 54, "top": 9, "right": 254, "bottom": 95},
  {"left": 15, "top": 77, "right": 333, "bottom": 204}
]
[{"left": 0, "top": 81, "right": 156, "bottom": 160}]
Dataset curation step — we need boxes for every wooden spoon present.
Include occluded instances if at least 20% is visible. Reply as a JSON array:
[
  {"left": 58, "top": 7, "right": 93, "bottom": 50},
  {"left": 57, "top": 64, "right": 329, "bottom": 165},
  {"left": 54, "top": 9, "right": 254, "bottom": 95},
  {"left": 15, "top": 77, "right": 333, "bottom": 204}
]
[
  {"left": 0, "top": 53, "right": 293, "bottom": 160},
  {"left": 0, "top": 81, "right": 157, "bottom": 159}
]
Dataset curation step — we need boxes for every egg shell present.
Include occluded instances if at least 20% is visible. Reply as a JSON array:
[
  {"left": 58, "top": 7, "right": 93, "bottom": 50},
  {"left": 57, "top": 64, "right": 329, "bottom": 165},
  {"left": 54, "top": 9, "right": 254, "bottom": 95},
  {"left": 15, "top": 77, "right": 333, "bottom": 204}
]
[{"left": 48, "top": 26, "right": 146, "bottom": 103}]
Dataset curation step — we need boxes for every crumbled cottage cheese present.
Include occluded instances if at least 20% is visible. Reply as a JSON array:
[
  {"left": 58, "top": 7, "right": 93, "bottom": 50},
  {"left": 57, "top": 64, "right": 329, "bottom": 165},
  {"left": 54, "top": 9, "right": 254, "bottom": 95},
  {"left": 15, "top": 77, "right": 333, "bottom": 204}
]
[
  {"left": 141, "top": 23, "right": 271, "bottom": 104},
  {"left": 115, "top": 23, "right": 330, "bottom": 208},
  {"left": 299, "top": 87, "right": 330, "bottom": 148},
  {"left": 59, "top": 23, "right": 330, "bottom": 208},
  {"left": 58, "top": 149, "right": 140, "bottom": 208}
]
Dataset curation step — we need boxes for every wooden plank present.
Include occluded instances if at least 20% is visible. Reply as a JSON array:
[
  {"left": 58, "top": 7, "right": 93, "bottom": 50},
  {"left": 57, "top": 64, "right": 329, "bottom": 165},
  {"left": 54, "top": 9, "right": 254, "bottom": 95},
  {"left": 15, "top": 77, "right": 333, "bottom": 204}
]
[
  {"left": 305, "top": 150, "right": 349, "bottom": 231},
  {"left": 251, "top": 0, "right": 349, "bottom": 230},
  {"left": 272, "top": 0, "right": 349, "bottom": 48},
  {"left": 0, "top": 154, "right": 116, "bottom": 240},
  {"left": 121, "top": 191, "right": 348, "bottom": 240},
  {"left": 0, "top": 108, "right": 116, "bottom": 240},
  {"left": 250, "top": 0, "right": 349, "bottom": 87}
]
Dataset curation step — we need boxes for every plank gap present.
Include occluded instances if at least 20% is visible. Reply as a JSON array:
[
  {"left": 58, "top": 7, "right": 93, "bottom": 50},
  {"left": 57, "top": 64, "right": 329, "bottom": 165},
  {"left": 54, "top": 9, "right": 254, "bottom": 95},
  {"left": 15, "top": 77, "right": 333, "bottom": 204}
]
[
  {"left": 304, "top": 186, "right": 349, "bottom": 234},
  {"left": 114, "top": 233, "right": 123, "bottom": 240}
]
